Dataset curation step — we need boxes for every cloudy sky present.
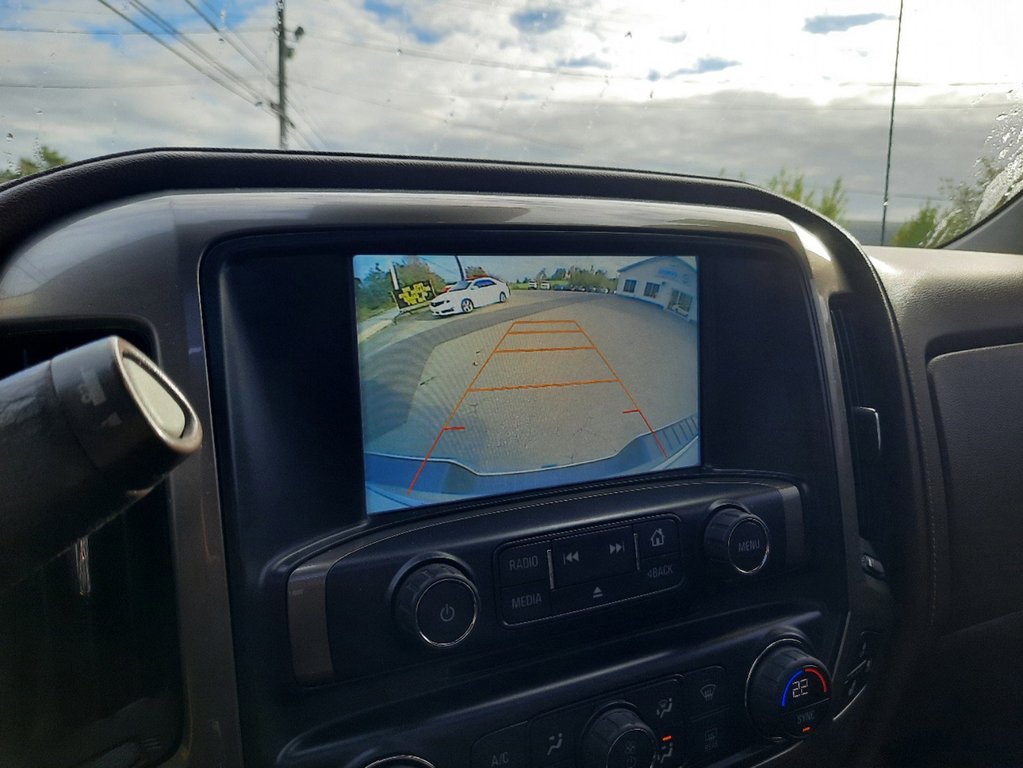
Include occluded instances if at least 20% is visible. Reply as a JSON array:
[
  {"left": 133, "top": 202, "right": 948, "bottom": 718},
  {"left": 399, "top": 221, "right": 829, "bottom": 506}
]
[{"left": 2, "top": 0, "right": 1022, "bottom": 242}]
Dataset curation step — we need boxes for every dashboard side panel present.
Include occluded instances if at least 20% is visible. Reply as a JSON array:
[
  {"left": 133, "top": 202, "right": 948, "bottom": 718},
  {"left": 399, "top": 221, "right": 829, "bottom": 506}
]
[{"left": 929, "top": 343, "right": 1023, "bottom": 629}]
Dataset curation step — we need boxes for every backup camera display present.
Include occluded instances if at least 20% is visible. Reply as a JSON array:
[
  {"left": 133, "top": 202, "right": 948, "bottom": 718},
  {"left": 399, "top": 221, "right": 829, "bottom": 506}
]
[{"left": 354, "top": 254, "right": 700, "bottom": 514}]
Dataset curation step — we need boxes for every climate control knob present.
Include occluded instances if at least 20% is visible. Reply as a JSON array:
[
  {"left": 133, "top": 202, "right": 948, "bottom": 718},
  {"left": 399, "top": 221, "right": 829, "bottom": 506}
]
[
  {"left": 582, "top": 707, "right": 656, "bottom": 768},
  {"left": 704, "top": 505, "right": 770, "bottom": 574},
  {"left": 394, "top": 562, "right": 479, "bottom": 649},
  {"left": 747, "top": 644, "right": 832, "bottom": 739}
]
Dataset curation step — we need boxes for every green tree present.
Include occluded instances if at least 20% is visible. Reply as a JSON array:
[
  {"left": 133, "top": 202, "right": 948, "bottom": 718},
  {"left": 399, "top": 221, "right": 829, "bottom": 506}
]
[
  {"left": 0, "top": 145, "right": 68, "bottom": 181},
  {"left": 892, "top": 154, "right": 1019, "bottom": 247},
  {"left": 892, "top": 202, "right": 939, "bottom": 247},
  {"left": 398, "top": 255, "right": 448, "bottom": 294},
  {"left": 353, "top": 257, "right": 451, "bottom": 320},
  {"left": 766, "top": 169, "right": 848, "bottom": 225}
]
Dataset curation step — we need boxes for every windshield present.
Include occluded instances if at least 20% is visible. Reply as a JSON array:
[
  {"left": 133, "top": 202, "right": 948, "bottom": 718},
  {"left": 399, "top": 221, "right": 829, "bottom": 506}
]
[
  {"left": 2, "top": 1, "right": 1021, "bottom": 247},
  {"left": 450, "top": 280, "right": 471, "bottom": 291}
]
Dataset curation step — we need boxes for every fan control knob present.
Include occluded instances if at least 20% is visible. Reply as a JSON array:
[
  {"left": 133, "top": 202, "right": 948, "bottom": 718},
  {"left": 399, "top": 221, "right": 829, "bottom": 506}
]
[{"left": 582, "top": 707, "right": 656, "bottom": 768}]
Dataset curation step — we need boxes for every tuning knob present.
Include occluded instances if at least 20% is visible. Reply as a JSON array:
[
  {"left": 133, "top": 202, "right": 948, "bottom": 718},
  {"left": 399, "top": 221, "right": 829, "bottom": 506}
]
[
  {"left": 394, "top": 562, "right": 479, "bottom": 648},
  {"left": 747, "top": 644, "right": 832, "bottom": 740},
  {"left": 582, "top": 707, "right": 656, "bottom": 768},
  {"left": 704, "top": 505, "right": 771, "bottom": 575}
]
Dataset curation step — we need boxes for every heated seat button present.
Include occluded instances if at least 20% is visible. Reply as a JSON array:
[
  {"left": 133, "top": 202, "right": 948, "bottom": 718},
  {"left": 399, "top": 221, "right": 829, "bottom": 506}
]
[
  {"left": 497, "top": 542, "right": 550, "bottom": 586},
  {"left": 501, "top": 582, "right": 551, "bottom": 624},
  {"left": 472, "top": 723, "right": 530, "bottom": 768},
  {"left": 635, "top": 519, "right": 680, "bottom": 559},
  {"left": 552, "top": 526, "right": 635, "bottom": 587},
  {"left": 653, "top": 734, "right": 683, "bottom": 768},
  {"left": 682, "top": 667, "right": 728, "bottom": 719}
]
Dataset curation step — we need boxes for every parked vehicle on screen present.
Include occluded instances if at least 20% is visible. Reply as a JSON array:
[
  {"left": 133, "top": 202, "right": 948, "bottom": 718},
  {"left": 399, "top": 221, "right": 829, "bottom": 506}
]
[{"left": 430, "top": 277, "right": 509, "bottom": 315}]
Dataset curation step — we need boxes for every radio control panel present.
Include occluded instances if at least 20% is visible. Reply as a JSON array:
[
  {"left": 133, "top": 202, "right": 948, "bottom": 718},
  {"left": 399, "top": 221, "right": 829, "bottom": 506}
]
[
  {"left": 287, "top": 478, "right": 806, "bottom": 685},
  {"left": 497, "top": 516, "right": 684, "bottom": 625}
]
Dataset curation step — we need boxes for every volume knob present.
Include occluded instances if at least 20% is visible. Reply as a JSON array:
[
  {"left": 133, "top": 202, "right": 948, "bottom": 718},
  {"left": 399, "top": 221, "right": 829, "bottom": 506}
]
[{"left": 394, "top": 562, "right": 479, "bottom": 649}]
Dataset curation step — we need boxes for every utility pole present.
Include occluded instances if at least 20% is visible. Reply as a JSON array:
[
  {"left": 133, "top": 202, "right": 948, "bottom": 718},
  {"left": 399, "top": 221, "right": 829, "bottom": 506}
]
[
  {"left": 274, "top": 2, "right": 304, "bottom": 150},
  {"left": 276, "top": 1, "right": 287, "bottom": 149}
]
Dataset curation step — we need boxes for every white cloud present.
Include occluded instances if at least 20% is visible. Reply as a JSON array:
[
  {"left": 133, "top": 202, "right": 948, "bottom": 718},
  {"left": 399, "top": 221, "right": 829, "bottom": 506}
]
[{"left": 1, "top": 0, "right": 1021, "bottom": 239}]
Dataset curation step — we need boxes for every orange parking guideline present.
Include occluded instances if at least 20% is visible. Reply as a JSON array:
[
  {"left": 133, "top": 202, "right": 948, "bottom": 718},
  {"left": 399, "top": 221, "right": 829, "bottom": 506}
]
[
  {"left": 507, "top": 329, "right": 586, "bottom": 335},
  {"left": 405, "top": 322, "right": 516, "bottom": 494},
  {"left": 494, "top": 346, "right": 595, "bottom": 354},
  {"left": 470, "top": 379, "right": 618, "bottom": 392},
  {"left": 407, "top": 316, "right": 668, "bottom": 495},
  {"left": 509, "top": 319, "right": 579, "bottom": 324},
  {"left": 572, "top": 321, "right": 669, "bottom": 459}
]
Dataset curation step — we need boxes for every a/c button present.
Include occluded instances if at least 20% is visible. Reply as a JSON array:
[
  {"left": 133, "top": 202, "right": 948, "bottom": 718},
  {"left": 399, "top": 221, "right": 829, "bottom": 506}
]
[{"left": 472, "top": 723, "right": 530, "bottom": 768}]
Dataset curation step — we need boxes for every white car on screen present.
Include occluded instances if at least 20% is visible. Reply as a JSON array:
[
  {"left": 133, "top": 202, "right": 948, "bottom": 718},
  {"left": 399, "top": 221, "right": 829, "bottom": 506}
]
[{"left": 430, "top": 277, "right": 509, "bottom": 316}]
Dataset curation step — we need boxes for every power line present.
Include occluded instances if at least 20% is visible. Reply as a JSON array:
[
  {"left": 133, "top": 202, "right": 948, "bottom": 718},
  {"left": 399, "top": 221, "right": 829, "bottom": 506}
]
[
  {"left": 294, "top": 80, "right": 577, "bottom": 150},
  {"left": 94, "top": 0, "right": 321, "bottom": 145},
  {"left": 126, "top": 0, "right": 262, "bottom": 101},
  {"left": 180, "top": 0, "right": 268, "bottom": 77},
  {"left": 197, "top": 0, "right": 269, "bottom": 70},
  {"left": 94, "top": 0, "right": 270, "bottom": 113},
  {"left": 0, "top": 80, "right": 199, "bottom": 88},
  {"left": 305, "top": 29, "right": 1023, "bottom": 91},
  {"left": 0, "top": 24, "right": 267, "bottom": 35}
]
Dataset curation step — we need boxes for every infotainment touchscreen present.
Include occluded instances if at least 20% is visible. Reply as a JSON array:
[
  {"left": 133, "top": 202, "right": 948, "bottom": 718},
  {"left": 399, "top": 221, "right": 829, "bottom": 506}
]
[{"left": 354, "top": 255, "right": 699, "bottom": 514}]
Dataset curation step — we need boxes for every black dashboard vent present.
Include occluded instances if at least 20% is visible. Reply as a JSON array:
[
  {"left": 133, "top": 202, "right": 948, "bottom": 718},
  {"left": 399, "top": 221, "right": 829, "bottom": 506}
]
[
  {"left": 830, "top": 298, "right": 888, "bottom": 552},
  {"left": 0, "top": 326, "right": 182, "bottom": 768}
]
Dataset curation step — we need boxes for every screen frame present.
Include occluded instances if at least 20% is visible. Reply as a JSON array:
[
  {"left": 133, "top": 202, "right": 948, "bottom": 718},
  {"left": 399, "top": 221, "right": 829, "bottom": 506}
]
[{"left": 202, "top": 225, "right": 824, "bottom": 550}]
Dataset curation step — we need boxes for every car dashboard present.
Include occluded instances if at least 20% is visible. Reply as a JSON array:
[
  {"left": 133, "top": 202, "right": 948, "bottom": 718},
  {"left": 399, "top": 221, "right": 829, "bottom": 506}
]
[{"left": 2, "top": 151, "right": 1022, "bottom": 768}]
